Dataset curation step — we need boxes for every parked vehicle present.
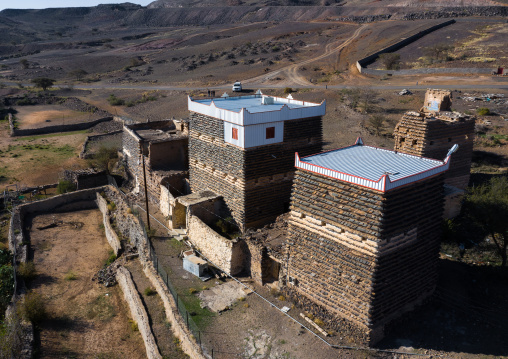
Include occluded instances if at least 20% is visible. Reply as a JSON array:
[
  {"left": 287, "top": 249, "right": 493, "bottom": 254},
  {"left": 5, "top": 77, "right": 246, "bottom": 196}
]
[{"left": 232, "top": 81, "right": 242, "bottom": 92}]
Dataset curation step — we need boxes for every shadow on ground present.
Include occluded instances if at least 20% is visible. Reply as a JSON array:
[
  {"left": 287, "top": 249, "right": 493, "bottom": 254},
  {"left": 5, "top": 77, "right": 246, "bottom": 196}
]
[{"left": 378, "top": 259, "right": 508, "bottom": 356}]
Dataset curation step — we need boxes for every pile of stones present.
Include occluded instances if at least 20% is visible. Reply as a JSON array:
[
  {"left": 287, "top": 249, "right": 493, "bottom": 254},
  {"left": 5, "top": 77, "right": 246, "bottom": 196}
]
[{"left": 94, "top": 264, "right": 118, "bottom": 287}]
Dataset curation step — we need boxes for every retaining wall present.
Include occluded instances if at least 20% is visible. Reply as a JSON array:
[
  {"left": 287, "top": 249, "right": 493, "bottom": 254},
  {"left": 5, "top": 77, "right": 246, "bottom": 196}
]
[
  {"left": 187, "top": 215, "right": 245, "bottom": 275},
  {"left": 356, "top": 19, "right": 496, "bottom": 76},
  {"left": 116, "top": 266, "right": 162, "bottom": 359},
  {"left": 101, "top": 186, "right": 147, "bottom": 260},
  {"left": 9, "top": 115, "right": 114, "bottom": 137},
  {"left": 96, "top": 194, "right": 122, "bottom": 255}
]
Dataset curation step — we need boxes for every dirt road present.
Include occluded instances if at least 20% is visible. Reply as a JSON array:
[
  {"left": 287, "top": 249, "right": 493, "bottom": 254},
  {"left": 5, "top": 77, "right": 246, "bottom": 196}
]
[{"left": 243, "top": 24, "right": 369, "bottom": 87}]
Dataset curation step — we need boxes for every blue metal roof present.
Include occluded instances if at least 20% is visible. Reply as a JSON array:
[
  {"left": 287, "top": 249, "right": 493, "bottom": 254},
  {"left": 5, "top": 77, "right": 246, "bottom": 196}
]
[
  {"left": 194, "top": 95, "right": 316, "bottom": 114},
  {"left": 301, "top": 145, "right": 444, "bottom": 182}
]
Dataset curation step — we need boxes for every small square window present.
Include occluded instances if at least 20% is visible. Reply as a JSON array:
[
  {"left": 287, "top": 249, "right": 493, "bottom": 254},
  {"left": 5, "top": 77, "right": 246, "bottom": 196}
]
[
  {"left": 232, "top": 128, "right": 238, "bottom": 140},
  {"left": 266, "top": 127, "right": 275, "bottom": 139}
]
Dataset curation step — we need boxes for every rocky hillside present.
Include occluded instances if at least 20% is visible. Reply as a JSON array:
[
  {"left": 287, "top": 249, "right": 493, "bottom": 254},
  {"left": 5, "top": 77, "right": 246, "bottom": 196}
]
[{"left": 0, "top": 1, "right": 506, "bottom": 45}]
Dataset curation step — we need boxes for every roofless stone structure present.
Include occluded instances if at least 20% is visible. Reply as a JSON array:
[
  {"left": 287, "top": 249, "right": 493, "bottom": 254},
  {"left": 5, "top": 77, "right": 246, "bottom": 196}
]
[
  {"left": 393, "top": 89, "right": 475, "bottom": 190},
  {"left": 284, "top": 138, "right": 457, "bottom": 344}
]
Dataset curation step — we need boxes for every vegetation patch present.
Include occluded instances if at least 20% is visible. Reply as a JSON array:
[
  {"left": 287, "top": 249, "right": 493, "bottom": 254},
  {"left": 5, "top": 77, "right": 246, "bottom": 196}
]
[{"left": 85, "top": 294, "right": 116, "bottom": 321}]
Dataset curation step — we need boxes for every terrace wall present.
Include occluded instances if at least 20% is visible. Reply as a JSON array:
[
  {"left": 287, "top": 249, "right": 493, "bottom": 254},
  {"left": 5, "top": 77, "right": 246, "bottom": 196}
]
[
  {"left": 9, "top": 114, "right": 115, "bottom": 137},
  {"left": 355, "top": 19, "right": 496, "bottom": 76}
]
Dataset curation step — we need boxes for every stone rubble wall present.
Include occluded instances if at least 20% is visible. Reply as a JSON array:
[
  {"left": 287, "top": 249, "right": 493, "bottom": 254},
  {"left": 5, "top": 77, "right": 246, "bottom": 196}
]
[
  {"left": 102, "top": 186, "right": 147, "bottom": 260},
  {"left": 356, "top": 19, "right": 496, "bottom": 76},
  {"left": 79, "top": 130, "right": 123, "bottom": 159},
  {"left": 116, "top": 266, "right": 162, "bottom": 359},
  {"left": 123, "top": 126, "right": 188, "bottom": 206},
  {"left": 9, "top": 115, "right": 114, "bottom": 137},
  {"left": 96, "top": 193, "right": 122, "bottom": 255},
  {"left": 187, "top": 215, "right": 245, "bottom": 275},
  {"left": 285, "top": 169, "right": 445, "bottom": 345},
  {"left": 142, "top": 260, "right": 205, "bottom": 359}
]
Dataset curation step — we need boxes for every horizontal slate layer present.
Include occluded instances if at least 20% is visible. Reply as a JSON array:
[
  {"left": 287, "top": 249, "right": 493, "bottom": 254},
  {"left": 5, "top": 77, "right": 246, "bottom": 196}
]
[
  {"left": 189, "top": 112, "right": 323, "bottom": 229},
  {"left": 286, "top": 169, "right": 445, "bottom": 344},
  {"left": 393, "top": 113, "right": 475, "bottom": 189}
]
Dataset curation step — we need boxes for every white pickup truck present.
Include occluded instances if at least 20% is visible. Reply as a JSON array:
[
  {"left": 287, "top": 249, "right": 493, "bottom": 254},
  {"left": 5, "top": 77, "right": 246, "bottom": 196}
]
[{"left": 232, "top": 81, "right": 242, "bottom": 92}]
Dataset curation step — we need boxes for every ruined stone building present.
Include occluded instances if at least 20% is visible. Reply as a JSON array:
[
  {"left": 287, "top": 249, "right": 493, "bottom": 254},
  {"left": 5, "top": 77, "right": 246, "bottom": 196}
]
[
  {"left": 122, "top": 119, "right": 189, "bottom": 219},
  {"left": 284, "top": 138, "right": 456, "bottom": 344},
  {"left": 393, "top": 89, "right": 475, "bottom": 190},
  {"left": 187, "top": 92, "right": 325, "bottom": 231}
]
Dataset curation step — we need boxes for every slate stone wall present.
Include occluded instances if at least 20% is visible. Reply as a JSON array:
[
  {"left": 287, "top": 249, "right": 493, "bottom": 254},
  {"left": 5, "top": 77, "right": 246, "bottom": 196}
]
[
  {"left": 393, "top": 112, "right": 475, "bottom": 189},
  {"left": 188, "top": 112, "right": 323, "bottom": 230},
  {"left": 285, "top": 169, "right": 445, "bottom": 344}
]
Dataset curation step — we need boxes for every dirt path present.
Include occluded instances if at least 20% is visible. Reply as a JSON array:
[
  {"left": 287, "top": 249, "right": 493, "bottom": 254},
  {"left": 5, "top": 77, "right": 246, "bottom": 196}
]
[
  {"left": 27, "top": 209, "right": 146, "bottom": 359},
  {"left": 244, "top": 24, "right": 368, "bottom": 87}
]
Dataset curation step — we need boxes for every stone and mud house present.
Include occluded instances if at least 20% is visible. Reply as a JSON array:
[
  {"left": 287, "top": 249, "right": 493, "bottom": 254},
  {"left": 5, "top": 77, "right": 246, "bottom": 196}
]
[
  {"left": 122, "top": 119, "right": 189, "bottom": 222},
  {"left": 283, "top": 138, "right": 458, "bottom": 345},
  {"left": 120, "top": 90, "right": 472, "bottom": 345},
  {"left": 393, "top": 89, "right": 476, "bottom": 217},
  {"left": 187, "top": 92, "right": 325, "bottom": 231}
]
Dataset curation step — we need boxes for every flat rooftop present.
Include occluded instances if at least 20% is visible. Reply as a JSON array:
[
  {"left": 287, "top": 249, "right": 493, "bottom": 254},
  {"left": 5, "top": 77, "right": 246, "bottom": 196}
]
[
  {"left": 126, "top": 120, "right": 186, "bottom": 142},
  {"left": 188, "top": 92, "right": 325, "bottom": 126},
  {"left": 296, "top": 139, "right": 453, "bottom": 192},
  {"left": 192, "top": 95, "right": 318, "bottom": 113}
]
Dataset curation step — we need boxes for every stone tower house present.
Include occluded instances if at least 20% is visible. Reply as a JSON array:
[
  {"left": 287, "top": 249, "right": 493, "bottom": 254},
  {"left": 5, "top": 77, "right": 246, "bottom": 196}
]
[
  {"left": 284, "top": 139, "right": 456, "bottom": 344},
  {"left": 393, "top": 89, "right": 475, "bottom": 190},
  {"left": 187, "top": 92, "right": 325, "bottom": 231}
]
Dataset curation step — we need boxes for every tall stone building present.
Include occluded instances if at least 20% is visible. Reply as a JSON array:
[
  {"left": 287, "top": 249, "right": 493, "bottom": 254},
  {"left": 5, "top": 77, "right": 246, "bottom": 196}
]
[
  {"left": 393, "top": 89, "right": 475, "bottom": 190},
  {"left": 284, "top": 138, "right": 456, "bottom": 344},
  {"left": 187, "top": 92, "right": 325, "bottom": 231}
]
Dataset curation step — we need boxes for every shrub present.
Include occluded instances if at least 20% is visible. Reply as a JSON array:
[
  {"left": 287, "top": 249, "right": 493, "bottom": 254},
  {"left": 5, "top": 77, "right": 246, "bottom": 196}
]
[
  {"left": 477, "top": 107, "right": 491, "bottom": 116},
  {"left": 107, "top": 202, "right": 116, "bottom": 212},
  {"left": 56, "top": 180, "right": 76, "bottom": 194},
  {"left": 105, "top": 254, "right": 117, "bottom": 266},
  {"left": 0, "top": 265, "right": 14, "bottom": 315},
  {"left": 129, "top": 319, "right": 138, "bottom": 331},
  {"left": 283, "top": 87, "right": 293, "bottom": 94},
  {"left": 107, "top": 94, "right": 125, "bottom": 106},
  {"left": 144, "top": 287, "right": 156, "bottom": 296},
  {"left": 19, "top": 291, "right": 47, "bottom": 324},
  {"left": 314, "top": 318, "right": 324, "bottom": 327},
  {"left": 188, "top": 288, "right": 197, "bottom": 294},
  {"left": 0, "top": 249, "right": 13, "bottom": 266},
  {"left": 64, "top": 271, "right": 77, "bottom": 281},
  {"left": 17, "top": 261, "right": 37, "bottom": 281},
  {"left": 278, "top": 295, "right": 286, "bottom": 301}
]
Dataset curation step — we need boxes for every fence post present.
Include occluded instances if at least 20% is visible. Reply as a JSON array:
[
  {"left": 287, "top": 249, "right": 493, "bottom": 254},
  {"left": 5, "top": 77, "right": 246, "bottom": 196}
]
[
  {"left": 212, "top": 348, "right": 214, "bottom": 359},
  {"left": 186, "top": 311, "right": 189, "bottom": 327}
]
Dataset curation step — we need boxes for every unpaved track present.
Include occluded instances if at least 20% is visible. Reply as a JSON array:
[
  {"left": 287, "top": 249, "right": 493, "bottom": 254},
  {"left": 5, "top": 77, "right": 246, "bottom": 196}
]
[{"left": 243, "top": 24, "right": 368, "bottom": 87}]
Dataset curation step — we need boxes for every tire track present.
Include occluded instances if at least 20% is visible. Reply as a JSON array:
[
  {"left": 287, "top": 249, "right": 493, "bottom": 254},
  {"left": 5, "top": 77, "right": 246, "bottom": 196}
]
[{"left": 244, "top": 24, "right": 368, "bottom": 87}]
